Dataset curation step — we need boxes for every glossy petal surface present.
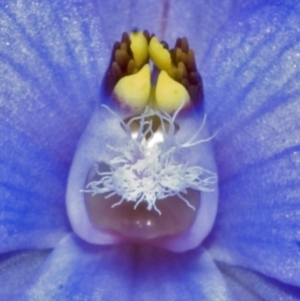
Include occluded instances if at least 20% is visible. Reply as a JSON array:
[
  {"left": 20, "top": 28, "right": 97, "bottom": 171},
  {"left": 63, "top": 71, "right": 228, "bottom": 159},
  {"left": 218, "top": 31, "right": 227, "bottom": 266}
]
[
  {"left": 23, "top": 235, "right": 231, "bottom": 301},
  {"left": 203, "top": 4, "right": 300, "bottom": 286}
]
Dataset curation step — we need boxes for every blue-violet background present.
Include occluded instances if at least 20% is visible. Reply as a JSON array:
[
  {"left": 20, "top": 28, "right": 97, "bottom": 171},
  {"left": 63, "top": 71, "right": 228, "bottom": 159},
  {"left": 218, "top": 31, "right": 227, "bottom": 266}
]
[{"left": 1, "top": 0, "right": 300, "bottom": 300}]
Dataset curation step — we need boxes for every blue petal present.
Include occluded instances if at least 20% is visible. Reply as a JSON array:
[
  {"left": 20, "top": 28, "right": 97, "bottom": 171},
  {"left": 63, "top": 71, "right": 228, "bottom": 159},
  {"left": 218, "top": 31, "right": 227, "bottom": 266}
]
[
  {"left": 0, "top": 249, "right": 50, "bottom": 300},
  {"left": 218, "top": 261, "right": 300, "bottom": 301},
  {"left": 202, "top": 4, "right": 300, "bottom": 286},
  {"left": 23, "top": 235, "right": 231, "bottom": 301},
  {"left": 0, "top": 0, "right": 108, "bottom": 250},
  {"left": 0, "top": 122, "right": 69, "bottom": 252},
  {"left": 163, "top": 0, "right": 234, "bottom": 63},
  {"left": 0, "top": 0, "right": 108, "bottom": 160}
]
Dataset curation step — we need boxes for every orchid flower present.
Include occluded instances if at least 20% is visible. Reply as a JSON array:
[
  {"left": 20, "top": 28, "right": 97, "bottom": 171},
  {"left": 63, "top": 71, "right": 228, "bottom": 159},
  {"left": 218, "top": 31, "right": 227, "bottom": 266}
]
[{"left": 1, "top": 0, "right": 300, "bottom": 300}]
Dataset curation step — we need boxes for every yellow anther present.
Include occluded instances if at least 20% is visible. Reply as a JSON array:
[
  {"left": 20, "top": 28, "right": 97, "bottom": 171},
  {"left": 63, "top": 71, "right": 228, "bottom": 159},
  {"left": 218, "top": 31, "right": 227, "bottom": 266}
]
[
  {"left": 130, "top": 32, "right": 149, "bottom": 69},
  {"left": 155, "top": 70, "right": 190, "bottom": 113},
  {"left": 113, "top": 64, "right": 151, "bottom": 110},
  {"left": 149, "top": 36, "right": 174, "bottom": 77}
]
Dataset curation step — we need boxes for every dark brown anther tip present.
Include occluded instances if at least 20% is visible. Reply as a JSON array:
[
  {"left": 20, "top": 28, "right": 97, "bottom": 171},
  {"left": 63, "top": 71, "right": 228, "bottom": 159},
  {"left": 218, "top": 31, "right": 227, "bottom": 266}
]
[
  {"left": 121, "top": 32, "right": 130, "bottom": 45},
  {"left": 143, "top": 30, "right": 151, "bottom": 42},
  {"left": 181, "top": 78, "right": 189, "bottom": 90},
  {"left": 180, "top": 52, "right": 188, "bottom": 65},
  {"left": 115, "top": 49, "right": 131, "bottom": 72},
  {"left": 126, "top": 60, "right": 136, "bottom": 75},
  {"left": 188, "top": 72, "right": 201, "bottom": 85},
  {"left": 175, "top": 37, "right": 181, "bottom": 49},
  {"left": 161, "top": 40, "right": 169, "bottom": 49},
  {"left": 188, "top": 82, "right": 203, "bottom": 107},
  {"left": 102, "top": 32, "right": 138, "bottom": 97},
  {"left": 109, "top": 41, "right": 121, "bottom": 65},
  {"left": 168, "top": 37, "right": 203, "bottom": 106},
  {"left": 181, "top": 37, "right": 189, "bottom": 53},
  {"left": 175, "top": 48, "right": 182, "bottom": 64},
  {"left": 111, "top": 62, "right": 122, "bottom": 80},
  {"left": 187, "top": 49, "right": 196, "bottom": 72},
  {"left": 102, "top": 31, "right": 204, "bottom": 107}
]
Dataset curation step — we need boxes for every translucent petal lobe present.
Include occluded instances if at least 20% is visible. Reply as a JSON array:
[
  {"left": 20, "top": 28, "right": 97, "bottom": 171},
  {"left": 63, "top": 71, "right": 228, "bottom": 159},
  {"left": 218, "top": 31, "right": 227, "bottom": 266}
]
[
  {"left": 67, "top": 104, "right": 218, "bottom": 252},
  {"left": 23, "top": 234, "right": 231, "bottom": 301},
  {"left": 0, "top": 249, "right": 50, "bottom": 301},
  {"left": 202, "top": 4, "right": 300, "bottom": 286},
  {"left": 130, "top": 246, "right": 230, "bottom": 301}
]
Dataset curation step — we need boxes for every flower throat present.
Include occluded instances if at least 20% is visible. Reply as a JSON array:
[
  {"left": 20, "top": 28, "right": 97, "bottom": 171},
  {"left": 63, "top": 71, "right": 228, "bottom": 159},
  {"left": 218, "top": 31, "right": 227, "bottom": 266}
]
[{"left": 80, "top": 31, "right": 217, "bottom": 242}]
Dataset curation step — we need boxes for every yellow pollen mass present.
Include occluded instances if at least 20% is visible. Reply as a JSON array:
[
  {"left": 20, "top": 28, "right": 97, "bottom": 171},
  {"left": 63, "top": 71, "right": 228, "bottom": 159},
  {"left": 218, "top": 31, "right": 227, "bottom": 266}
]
[
  {"left": 155, "top": 70, "right": 190, "bottom": 113},
  {"left": 113, "top": 64, "right": 151, "bottom": 110},
  {"left": 130, "top": 32, "right": 149, "bottom": 69},
  {"left": 149, "top": 36, "right": 173, "bottom": 77}
]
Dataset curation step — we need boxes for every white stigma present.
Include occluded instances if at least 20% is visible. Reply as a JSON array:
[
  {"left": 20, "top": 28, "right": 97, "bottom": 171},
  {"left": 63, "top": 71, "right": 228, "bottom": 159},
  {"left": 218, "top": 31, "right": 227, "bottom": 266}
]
[{"left": 83, "top": 105, "right": 217, "bottom": 215}]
